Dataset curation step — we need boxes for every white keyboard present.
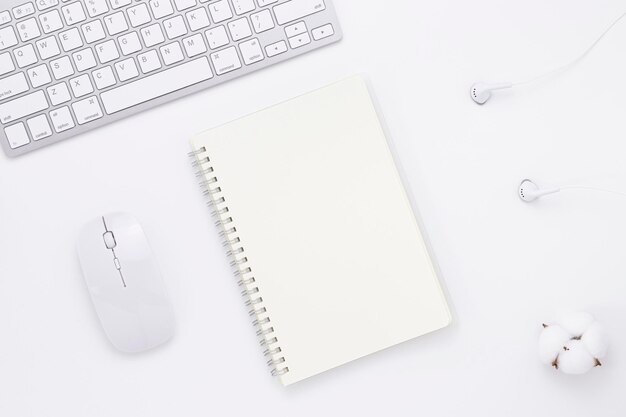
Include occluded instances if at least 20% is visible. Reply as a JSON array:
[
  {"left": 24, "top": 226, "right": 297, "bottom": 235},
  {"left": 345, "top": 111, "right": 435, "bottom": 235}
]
[{"left": 0, "top": 0, "right": 341, "bottom": 157}]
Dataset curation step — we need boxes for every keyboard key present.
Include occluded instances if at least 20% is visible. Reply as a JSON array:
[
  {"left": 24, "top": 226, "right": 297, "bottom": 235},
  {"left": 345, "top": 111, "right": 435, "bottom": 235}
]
[
  {"left": 164, "top": 15, "right": 187, "bottom": 39},
  {"left": 72, "top": 96, "right": 103, "bottom": 124},
  {"left": 205, "top": 26, "right": 229, "bottom": 49},
  {"left": 232, "top": 0, "right": 255, "bottom": 15},
  {"left": 251, "top": 10, "right": 274, "bottom": 33},
  {"left": 118, "top": 32, "right": 142, "bottom": 55},
  {"left": 182, "top": 33, "right": 206, "bottom": 57},
  {"left": 285, "top": 21, "right": 306, "bottom": 38},
  {"left": 149, "top": 0, "right": 174, "bottom": 19},
  {"left": 47, "top": 82, "right": 72, "bottom": 105},
  {"left": 273, "top": 0, "right": 325, "bottom": 25},
  {"left": 239, "top": 38, "right": 263, "bottom": 65},
  {"left": 104, "top": 12, "right": 128, "bottom": 35},
  {"left": 174, "top": 0, "right": 197, "bottom": 11},
  {"left": 27, "top": 64, "right": 52, "bottom": 87},
  {"left": 0, "top": 12, "right": 12, "bottom": 26},
  {"left": 228, "top": 17, "right": 252, "bottom": 41},
  {"left": 141, "top": 23, "right": 165, "bottom": 47},
  {"left": 208, "top": 0, "right": 233, "bottom": 23},
  {"left": 160, "top": 42, "right": 184, "bottom": 65},
  {"left": 265, "top": 40, "right": 286, "bottom": 57},
  {"left": 138, "top": 50, "right": 161, "bottom": 73},
  {"left": 288, "top": 32, "right": 310, "bottom": 49},
  {"left": 35, "top": 36, "right": 61, "bottom": 60},
  {"left": 257, "top": 0, "right": 278, "bottom": 5},
  {"left": 92, "top": 66, "right": 116, "bottom": 89},
  {"left": 14, "top": 44, "right": 38, "bottom": 67},
  {"left": 5, "top": 122, "right": 30, "bottom": 148},
  {"left": 50, "top": 56, "right": 74, "bottom": 79},
  {"left": 61, "top": 2, "right": 87, "bottom": 25},
  {"left": 101, "top": 57, "right": 213, "bottom": 114},
  {"left": 85, "top": 0, "right": 109, "bottom": 17},
  {"left": 95, "top": 40, "right": 119, "bottom": 64},
  {"left": 0, "top": 73, "right": 29, "bottom": 101},
  {"left": 17, "top": 18, "right": 41, "bottom": 42},
  {"left": 27, "top": 114, "right": 52, "bottom": 140},
  {"left": 127, "top": 4, "right": 151, "bottom": 27},
  {"left": 0, "top": 90, "right": 48, "bottom": 124},
  {"left": 0, "top": 52, "right": 15, "bottom": 75},
  {"left": 59, "top": 27, "right": 83, "bottom": 51},
  {"left": 265, "top": 41, "right": 287, "bottom": 58},
  {"left": 0, "top": 27, "right": 18, "bottom": 51},
  {"left": 210, "top": 46, "right": 241, "bottom": 75},
  {"left": 114, "top": 57, "right": 139, "bottom": 81},
  {"left": 49, "top": 106, "right": 75, "bottom": 132},
  {"left": 37, "top": 0, "right": 59, "bottom": 11},
  {"left": 72, "top": 48, "right": 97, "bottom": 71},
  {"left": 110, "top": 0, "right": 132, "bottom": 9},
  {"left": 39, "top": 10, "right": 63, "bottom": 33},
  {"left": 186, "top": 8, "right": 210, "bottom": 31},
  {"left": 12, "top": 3, "right": 36, "bottom": 20},
  {"left": 70, "top": 74, "right": 94, "bottom": 97},
  {"left": 312, "top": 23, "right": 333, "bottom": 40},
  {"left": 81, "top": 20, "right": 106, "bottom": 43}
]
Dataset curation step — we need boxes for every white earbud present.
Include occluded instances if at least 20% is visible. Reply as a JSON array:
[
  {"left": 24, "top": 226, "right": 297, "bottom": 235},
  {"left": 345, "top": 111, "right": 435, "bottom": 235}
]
[
  {"left": 470, "top": 82, "right": 513, "bottom": 105},
  {"left": 519, "top": 179, "right": 626, "bottom": 202},
  {"left": 471, "top": 12, "right": 626, "bottom": 105},
  {"left": 518, "top": 179, "right": 561, "bottom": 202}
]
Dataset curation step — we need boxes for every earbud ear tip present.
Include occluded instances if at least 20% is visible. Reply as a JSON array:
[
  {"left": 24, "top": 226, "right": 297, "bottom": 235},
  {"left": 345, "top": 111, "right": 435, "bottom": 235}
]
[
  {"left": 519, "top": 179, "right": 539, "bottom": 202},
  {"left": 470, "top": 83, "right": 490, "bottom": 105}
]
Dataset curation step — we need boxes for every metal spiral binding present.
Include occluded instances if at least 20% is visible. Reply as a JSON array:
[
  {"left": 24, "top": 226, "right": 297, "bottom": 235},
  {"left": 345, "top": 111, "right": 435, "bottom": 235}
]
[{"left": 189, "top": 147, "right": 289, "bottom": 378}]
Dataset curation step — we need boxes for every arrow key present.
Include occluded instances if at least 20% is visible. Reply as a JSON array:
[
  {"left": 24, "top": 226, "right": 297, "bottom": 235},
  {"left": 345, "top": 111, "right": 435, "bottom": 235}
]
[
  {"left": 312, "top": 24, "right": 334, "bottom": 41},
  {"left": 265, "top": 40, "right": 287, "bottom": 57},
  {"left": 288, "top": 32, "right": 310, "bottom": 49}
]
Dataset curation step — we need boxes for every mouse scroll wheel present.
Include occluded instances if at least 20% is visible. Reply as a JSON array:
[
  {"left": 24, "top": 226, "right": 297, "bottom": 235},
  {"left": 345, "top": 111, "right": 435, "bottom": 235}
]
[{"left": 103, "top": 231, "right": 117, "bottom": 249}]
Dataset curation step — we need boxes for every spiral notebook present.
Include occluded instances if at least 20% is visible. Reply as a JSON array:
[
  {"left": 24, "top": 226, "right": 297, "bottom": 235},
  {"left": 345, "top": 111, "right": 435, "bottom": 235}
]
[{"left": 190, "top": 76, "right": 451, "bottom": 386}]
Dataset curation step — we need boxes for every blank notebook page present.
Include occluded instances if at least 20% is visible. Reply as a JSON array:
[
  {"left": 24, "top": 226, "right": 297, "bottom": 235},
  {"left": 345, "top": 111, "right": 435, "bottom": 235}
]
[{"left": 190, "top": 76, "right": 451, "bottom": 386}]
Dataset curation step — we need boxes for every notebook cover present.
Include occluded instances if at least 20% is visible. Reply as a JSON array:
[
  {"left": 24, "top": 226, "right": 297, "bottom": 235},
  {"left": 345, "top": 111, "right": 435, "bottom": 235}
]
[{"left": 190, "top": 76, "right": 451, "bottom": 385}]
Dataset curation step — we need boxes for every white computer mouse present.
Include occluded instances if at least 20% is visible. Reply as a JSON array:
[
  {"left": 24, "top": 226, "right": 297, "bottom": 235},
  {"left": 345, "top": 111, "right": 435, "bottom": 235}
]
[{"left": 77, "top": 213, "right": 175, "bottom": 353}]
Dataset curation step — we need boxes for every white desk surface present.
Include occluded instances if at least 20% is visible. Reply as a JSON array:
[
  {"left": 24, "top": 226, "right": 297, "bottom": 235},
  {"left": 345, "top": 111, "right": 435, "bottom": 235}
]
[{"left": 2, "top": 1, "right": 626, "bottom": 415}]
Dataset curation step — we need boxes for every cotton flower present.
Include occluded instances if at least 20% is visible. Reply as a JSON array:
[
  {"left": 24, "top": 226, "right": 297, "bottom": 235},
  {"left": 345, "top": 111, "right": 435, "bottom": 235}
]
[{"left": 539, "top": 312, "right": 608, "bottom": 375}]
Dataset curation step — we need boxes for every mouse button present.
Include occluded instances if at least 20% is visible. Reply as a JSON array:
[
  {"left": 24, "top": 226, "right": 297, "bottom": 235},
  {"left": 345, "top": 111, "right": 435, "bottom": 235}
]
[
  {"left": 103, "top": 231, "right": 116, "bottom": 249},
  {"left": 104, "top": 212, "right": 140, "bottom": 233},
  {"left": 114, "top": 232, "right": 152, "bottom": 263}
]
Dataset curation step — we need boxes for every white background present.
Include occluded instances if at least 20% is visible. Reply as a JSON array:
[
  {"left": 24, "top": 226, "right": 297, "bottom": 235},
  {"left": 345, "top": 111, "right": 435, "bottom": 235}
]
[{"left": 2, "top": 0, "right": 626, "bottom": 415}]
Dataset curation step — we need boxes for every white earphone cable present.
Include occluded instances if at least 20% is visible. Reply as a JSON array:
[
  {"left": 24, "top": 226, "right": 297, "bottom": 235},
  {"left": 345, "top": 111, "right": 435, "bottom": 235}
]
[
  {"left": 560, "top": 185, "right": 626, "bottom": 199},
  {"left": 512, "top": 11, "right": 626, "bottom": 87}
]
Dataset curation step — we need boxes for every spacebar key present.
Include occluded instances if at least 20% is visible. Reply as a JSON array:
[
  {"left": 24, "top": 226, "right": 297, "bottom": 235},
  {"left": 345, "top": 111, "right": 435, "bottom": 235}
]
[{"left": 101, "top": 58, "right": 214, "bottom": 115}]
